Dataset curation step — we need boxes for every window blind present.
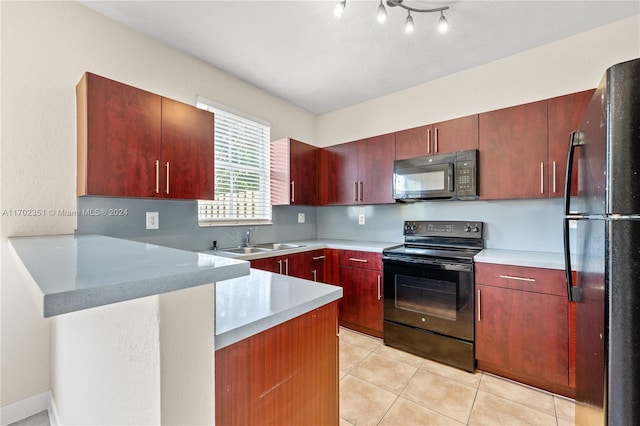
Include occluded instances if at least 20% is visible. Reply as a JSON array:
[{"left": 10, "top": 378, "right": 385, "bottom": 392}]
[{"left": 196, "top": 98, "right": 271, "bottom": 225}]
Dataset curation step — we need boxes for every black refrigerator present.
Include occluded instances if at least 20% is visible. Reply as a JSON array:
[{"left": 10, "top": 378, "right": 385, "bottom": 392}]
[{"left": 564, "top": 57, "right": 640, "bottom": 425}]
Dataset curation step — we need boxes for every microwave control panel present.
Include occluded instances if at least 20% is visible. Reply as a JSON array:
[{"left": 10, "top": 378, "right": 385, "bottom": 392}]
[{"left": 455, "top": 150, "right": 478, "bottom": 198}]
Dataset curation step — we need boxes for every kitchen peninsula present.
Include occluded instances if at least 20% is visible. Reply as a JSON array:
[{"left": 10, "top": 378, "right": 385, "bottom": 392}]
[
  {"left": 8, "top": 233, "right": 249, "bottom": 424},
  {"left": 8, "top": 233, "right": 344, "bottom": 424}
]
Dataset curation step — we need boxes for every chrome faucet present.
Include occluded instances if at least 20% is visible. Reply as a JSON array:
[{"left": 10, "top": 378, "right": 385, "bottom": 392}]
[{"left": 244, "top": 228, "right": 252, "bottom": 247}]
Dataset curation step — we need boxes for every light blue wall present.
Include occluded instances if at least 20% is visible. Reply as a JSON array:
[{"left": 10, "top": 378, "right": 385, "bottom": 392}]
[
  {"left": 317, "top": 198, "right": 565, "bottom": 253},
  {"left": 77, "top": 197, "right": 317, "bottom": 251},
  {"left": 78, "top": 197, "right": 565, "bottom": 253}
]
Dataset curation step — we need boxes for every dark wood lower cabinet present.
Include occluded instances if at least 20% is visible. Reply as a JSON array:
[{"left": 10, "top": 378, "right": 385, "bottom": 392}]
[
  {"left": 215, "top": 302, "right": 339, "bottom": 425},
  {"left": 338, "top": 266, "right": 383, "bottom": 338},
  {"left": 475, "top": 263, "right": 573, "bottom": 398}
]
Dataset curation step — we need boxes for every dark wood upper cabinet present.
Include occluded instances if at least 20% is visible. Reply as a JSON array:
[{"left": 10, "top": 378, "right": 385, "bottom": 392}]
[
  {"left": 318, "top": 142, "right": 358, "bottom": 205},
  {"left": 395, "top": 115, "right": 478, "bottom": 160},
  {"left": 271, "top": 138, "right": 318, "bottom": 205},
  {"left": 77, "top": 72, "right": 162, "bottom": 198},
  {"left": 478, "top": 100, "right": 548, "bottom": 200},
  {"left": 77, "top": 72, "right": 214, "bottom": 200},
  {"left": 547, "top": 89, "right": 595, "bottom": 198},
  {"left": 319, "top": 133, "right": 395, "bottom": 205},
  {"left": 395, "top": 124, "right": 430, "bottom": 159},
  {"left": 357, "top": 133, "right": 395, "bottom": 204},
  {"left": 160, "top": 98, "right": 214, "bottom": 200}
]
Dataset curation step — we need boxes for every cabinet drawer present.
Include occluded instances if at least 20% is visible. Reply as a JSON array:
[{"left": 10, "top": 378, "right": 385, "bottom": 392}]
[
  {"left": 338, "top": 250, "right": 382, "bottom": 271},
  {"left": 475, "top": 263, "right": 566, "bottom": 296}
]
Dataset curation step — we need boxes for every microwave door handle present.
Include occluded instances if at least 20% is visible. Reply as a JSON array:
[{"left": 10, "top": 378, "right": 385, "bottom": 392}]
[{"left": 448, "top": 164, "right": 454, "bottom": 192}]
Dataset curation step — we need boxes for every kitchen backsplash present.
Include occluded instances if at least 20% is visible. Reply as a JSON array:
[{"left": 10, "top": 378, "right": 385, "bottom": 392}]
[
  {"left": 78, "top": 197, "right": 566, "bottom": 253},
  {"left": 77, "top": 197, "right": 318, "bottom": 251},
  {"left": 317, "top": 198, "right": 566, "bottom": 252}
]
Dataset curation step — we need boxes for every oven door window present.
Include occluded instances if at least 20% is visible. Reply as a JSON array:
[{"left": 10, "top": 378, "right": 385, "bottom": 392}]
[{"left": 395, "top": 274, "right": 457, "bottom": 320}]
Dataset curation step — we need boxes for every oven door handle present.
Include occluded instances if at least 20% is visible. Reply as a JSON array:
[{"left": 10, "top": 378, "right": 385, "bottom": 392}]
[{"left": 382, "top": 256, "right": 472, "bottom": 272}]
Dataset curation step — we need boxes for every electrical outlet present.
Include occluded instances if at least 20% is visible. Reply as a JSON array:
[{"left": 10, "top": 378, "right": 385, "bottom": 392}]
[
  {"left": 146, "top": 212, "right": 159, "bottom": 230},
  {"left": 298, "top": 213, "right": 305, "bottom": 223},
  {"left": 358, "top": 213, "right": 365, "bottom": 225}
]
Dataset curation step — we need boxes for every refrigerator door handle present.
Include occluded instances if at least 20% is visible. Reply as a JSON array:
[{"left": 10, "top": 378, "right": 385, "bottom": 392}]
[{"left": 564, "top": 131, "right": 584, "bottom": 303}]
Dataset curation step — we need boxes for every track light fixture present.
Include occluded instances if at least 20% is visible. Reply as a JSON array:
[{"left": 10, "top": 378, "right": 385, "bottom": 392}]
[{"left": 333, "top": 0, "right": 450, "bottom": 34}]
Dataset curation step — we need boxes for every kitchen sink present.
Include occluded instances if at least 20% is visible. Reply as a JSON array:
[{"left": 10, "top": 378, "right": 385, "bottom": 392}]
[
  {"left": 218, "top": 243, "right": 306, "bottom": 255},
  {"left": 221, "top": 247, "right": 274, "bottom": 254},
  {"left": 256, "top": 243, "right": 306, "bottom": 250}
]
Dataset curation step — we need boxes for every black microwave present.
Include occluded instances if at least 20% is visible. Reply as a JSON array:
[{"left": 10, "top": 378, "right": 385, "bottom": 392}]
[{"left": 392, "top": 149, "right": 478, "bottom": 201}]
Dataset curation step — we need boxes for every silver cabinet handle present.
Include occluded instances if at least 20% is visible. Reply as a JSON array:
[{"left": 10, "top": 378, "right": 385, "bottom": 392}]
[
  {"left": 348, "top": 258, "right": 368, "bottom": 263},
  {"left": 359, "top": 181, "right": 363, "bottom": 202},
  {"left": 312, "top": 255, "right": 326, "bottom": 260},
  {"left": 427, "top": 128, "right": 431, "bottom": 154},
  {"left": 434, "top": 127, "right": 439, "bottom": 153},
  {"left": 553, "top": 161, "right": 557, "bottom": 193},
  {"left": 277, "top": 259, "right": 283, "bottom": 275},
  {"left": 312, "top": 270, "right": 317, "bottom": 281},
  {"left": 499, "top": 274, "right": 536, "bottom": 282},
  {"left": 166, "top": 162, "right": 170, "bottom": 195},
  {"left": 540, "top": 162, "right": 544, "bottom": 194},
  {"left": 155, "top": 160, "right": 160, "bottom": 194},
  {"left": 284, "top": 258, "right": 289, "bottom": 276},
  {"left": 477, "top": 289, "right": 481, "bottom": 321},
  {"left": 354, "top": 181, "right": 358, "bottom": 202},
  {"left": 291, "top": 181, "right": 295, "bottom": 203},
  {"left": 377, "top": 275, "right": 381, "bottom": 300}
]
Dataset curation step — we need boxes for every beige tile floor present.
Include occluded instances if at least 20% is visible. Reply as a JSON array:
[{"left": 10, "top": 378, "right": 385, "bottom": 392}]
[{"left": 339, "top": 327, "right": 575, "bottom": 426}]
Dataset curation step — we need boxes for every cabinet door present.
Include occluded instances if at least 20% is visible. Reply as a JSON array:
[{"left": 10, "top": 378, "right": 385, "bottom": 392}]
[
  {"left": 479, "top": 100, "right": 548, "bottom": 200},
  {"left": 547, "top": 90, "right": 594, "bottom": 198},
  {"left": 318, "top": 142, "right": 358, "bottom": 205},
  {"left": 79, "top": 72, "right": 161, "bottom": 197},
  {"left": 432, "top": 114, "right": 479, "bottom": 155},
  {"left": 286, "top": 251, "right": 311, "bottom": 279},
  {"left": 290, "top": 139, "right": 318, "bottom": 205},
  {"left": 338, "top": 266, "right": 383, "bottom": 336},
  {"left": 476, "top": 284, "right": 569, "bottom": 388},
  {"left": 271, "top": 138, "right": 318, "bottom": 205},
  {"left": 250, "top": 257, "right": 281, "bottom": 274},
  {"left": 160, "top": 98, "right": 214, "bottom": 200},
  {"left": 357, "top": 133, "right": 395, "bottom": 204},
  {"left": 395, "top": 125, "right": 430, "bottom": 160},
  {"left": 310, "top": 249, "right": 327, "bottom": 283}
]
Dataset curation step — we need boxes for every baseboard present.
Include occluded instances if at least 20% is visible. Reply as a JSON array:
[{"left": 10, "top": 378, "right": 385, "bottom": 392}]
[{"left": 0, "top": 390, "right": 56, "bottom": 426}]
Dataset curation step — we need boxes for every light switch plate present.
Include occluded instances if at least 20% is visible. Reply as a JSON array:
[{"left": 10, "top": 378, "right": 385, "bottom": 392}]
[
  {"left": 358, "top": 213, "right": 365, "bottom": 225},
  {"left": 146, "top": 212, "right": 159, "bottom": 230},
  {"left": 298, "top": 213, "right": 305, "bottom": 223}
]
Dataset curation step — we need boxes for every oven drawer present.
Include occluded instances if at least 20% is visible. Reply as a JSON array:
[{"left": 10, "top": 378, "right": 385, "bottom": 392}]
[
  {"left": 475, "top": 263, "right": 566, "bottom": 296},
  {"left": 338, "top": 250, "right": 382, "bottom": 271}
]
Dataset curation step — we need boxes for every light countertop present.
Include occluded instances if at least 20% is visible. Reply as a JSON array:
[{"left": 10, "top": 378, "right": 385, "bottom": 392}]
[
  {"left": 201, "top": 238, "right": 399, "bottom": 261},
  {"left": 474, "top": 249, "right": 566, "bottom": 270},
  {"left": 215, "top": 268, "right": 343, "bottom": 350},
  {"left": 9, "top": 234, "right": 250, "bottom": 317}
]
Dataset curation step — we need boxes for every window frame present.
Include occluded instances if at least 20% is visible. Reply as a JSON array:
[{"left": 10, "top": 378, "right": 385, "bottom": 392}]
[{"left": 196, "top": 96, "right": 272, "bottom": 227}]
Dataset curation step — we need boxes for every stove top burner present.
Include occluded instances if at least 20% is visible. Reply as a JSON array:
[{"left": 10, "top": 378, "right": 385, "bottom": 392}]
[{"left": 383, "top": 220, "right": 485, "bottom": 261}]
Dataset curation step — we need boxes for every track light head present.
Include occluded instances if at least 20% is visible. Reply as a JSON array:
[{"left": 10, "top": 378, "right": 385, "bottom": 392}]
[
  {"left": 333, "top": 0, "right": 346, "bottom": 19},
  {"left": 438, "top": 11, "right": 449, "bottom": 33}
]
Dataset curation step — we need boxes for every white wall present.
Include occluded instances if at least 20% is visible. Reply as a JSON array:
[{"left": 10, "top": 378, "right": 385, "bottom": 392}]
[
  {"left": 317, "top": 15, "right": 640, "bottom": 147},
  {"left": 0, "top": 0, "right": 315, "bottom": 408}
]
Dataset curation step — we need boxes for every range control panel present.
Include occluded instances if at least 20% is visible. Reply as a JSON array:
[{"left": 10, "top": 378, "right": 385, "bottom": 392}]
[{"left": 403, "top": 220, "right": 483, "bottom": 239}]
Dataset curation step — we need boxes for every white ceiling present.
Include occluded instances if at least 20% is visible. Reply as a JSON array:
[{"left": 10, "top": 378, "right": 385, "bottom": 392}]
[{"left": 80, "top": 1, "right": 639, "bottom": 114}]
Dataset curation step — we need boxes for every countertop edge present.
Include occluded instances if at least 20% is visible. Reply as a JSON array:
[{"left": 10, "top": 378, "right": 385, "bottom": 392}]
[
  {"left": 215, "top": 271, "right": 343, "bottom": 350},
  {"left": 9, "top": 234, "right": 251, "bottom": 317}
]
